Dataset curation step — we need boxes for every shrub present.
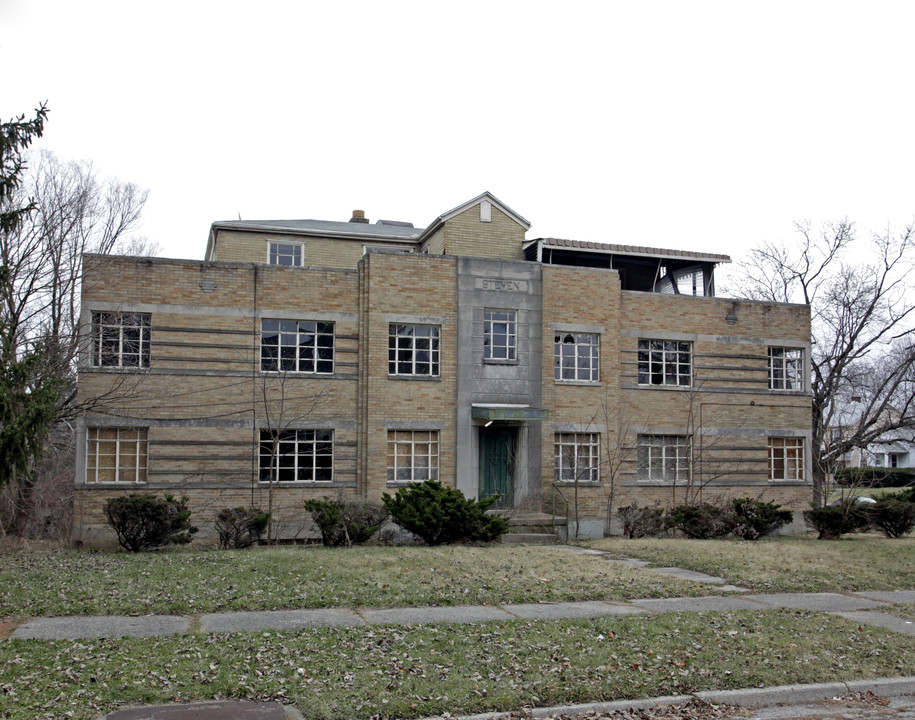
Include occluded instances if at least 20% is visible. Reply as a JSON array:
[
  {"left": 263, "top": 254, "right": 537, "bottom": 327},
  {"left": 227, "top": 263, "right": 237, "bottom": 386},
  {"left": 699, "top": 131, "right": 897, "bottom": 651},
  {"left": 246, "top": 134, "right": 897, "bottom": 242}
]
[
  {"left": 731, "top": 498, "right": 794, "bottom": 540},
  {"left": 880, "top": 486, "right": 915, "bottom": 504},
  {"left": 215, "top": 507, "right": 270, "bottom": 549},
  {"left": 834, "top": 467, "right": 915, "bottom": 488},
  {"left": 867, "top": 499, "right": 915, "bottom": 538},
  {"left": 104, "top": 493, "right": 197, "bottom": 552},
  {"left": 803, "top": 501, "right": 870, "bottom": 539},
  {"left": 665, "top": 503, "right": 736, "bottom": 539},
  {"left": 304, "top": 496, "right": 387, "bottom": 546},
  {"left": 617, "top": 502, "right": 666, "bottom": 538},
  {"left": 382, "top": 480, "right": 507, "bottom": 545}
]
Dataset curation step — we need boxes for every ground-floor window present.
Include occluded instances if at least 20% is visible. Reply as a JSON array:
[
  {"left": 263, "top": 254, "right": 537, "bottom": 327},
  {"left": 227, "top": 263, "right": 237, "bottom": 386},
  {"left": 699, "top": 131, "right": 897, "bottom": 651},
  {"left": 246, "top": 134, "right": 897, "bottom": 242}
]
[
  {"left": 259, "top": 429, "right": 334, "bottom": 483},
  {"left": 768, "top": 436, "right": 803, "bottom": 481},
  {"left": 387, "top": 430, "right": 439, "bottom": 483},
  {"left": 554, "top": 432, "right": 599, "bottom": 483},
  {"left": 86, "top": 428, "right": 148, "bottom": 483},
  {"left": 637, "top": 434, "right": 690, "bottom": 482}
]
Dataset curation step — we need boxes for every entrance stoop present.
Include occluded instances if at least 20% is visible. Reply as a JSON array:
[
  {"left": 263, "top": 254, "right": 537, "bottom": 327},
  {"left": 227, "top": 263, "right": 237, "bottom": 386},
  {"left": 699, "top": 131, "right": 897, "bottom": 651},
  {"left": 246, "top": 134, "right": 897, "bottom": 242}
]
[{"left": 498, "top": 512, "right": 564, "bottom": 544}]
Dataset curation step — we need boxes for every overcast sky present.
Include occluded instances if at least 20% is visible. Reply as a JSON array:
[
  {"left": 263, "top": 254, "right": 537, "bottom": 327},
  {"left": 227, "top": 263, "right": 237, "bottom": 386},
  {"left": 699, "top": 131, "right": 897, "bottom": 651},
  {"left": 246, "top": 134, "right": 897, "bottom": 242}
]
[{"left": 3, "top": 0, "right": 914, "bottom": 268}]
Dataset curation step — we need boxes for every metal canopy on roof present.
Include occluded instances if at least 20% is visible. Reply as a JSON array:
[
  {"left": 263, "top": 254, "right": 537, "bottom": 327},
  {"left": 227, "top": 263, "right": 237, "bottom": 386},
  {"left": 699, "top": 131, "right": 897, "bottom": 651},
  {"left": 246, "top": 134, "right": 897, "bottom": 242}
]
[
  {"left": 534, "top": 237, "right": 731, "bottom": 264},
  {"left": 471, "top": 406, "right": 549, "bottom": 421}
]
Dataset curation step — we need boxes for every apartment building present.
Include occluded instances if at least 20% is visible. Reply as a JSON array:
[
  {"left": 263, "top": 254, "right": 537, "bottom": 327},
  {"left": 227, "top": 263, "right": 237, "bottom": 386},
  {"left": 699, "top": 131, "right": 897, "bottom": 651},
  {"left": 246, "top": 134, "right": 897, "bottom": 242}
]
[{"left": 75, "top": 192, "right": 812, "bottom": 543}]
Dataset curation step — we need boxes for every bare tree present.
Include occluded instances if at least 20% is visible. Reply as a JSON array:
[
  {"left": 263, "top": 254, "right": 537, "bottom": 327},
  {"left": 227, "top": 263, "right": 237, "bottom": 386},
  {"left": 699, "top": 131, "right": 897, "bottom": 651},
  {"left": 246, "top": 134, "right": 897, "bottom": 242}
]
[
  {"left": 257, "top": 368, "right": 329, "bottom": 543},
  {"left": 0, "top": 141, "right": 152, "bottom": 533},
  {"left": 729, "top": 221, "right": 915, "bottom": 505}
]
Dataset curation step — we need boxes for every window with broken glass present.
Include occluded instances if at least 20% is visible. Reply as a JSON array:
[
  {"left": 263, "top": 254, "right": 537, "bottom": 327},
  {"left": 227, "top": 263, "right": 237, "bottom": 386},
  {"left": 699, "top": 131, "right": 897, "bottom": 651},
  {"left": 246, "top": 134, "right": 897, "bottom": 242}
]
[
  {"left": 637, "top": 339, "right": 691, "bottom": 386},
  {"left": 555, "top": 332, "right": 599, "bottom": 382}
]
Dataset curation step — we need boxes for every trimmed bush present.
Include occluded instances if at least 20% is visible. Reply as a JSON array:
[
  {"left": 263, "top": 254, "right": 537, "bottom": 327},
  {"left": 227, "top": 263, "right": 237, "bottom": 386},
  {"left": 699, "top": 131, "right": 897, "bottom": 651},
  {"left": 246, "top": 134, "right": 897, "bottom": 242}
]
[
  {"left": 867, "top": 499, "right": 915, "bottom": 538},
  {"left": 834, "top": 467, "right": 915, "bottom": 488},
  {"left": 215, "top": 507, "right": 270, "bottom": 549},
  {"left": 618, "top": 502, "right": 666, "bottom": 538},
  {"left": 665, "top": 503, "right": 736, "bottom": 539},
  {"left": 803, "top": 501, "right": 870, "bottom": 540},
  {"left": 304, "top": 496, "right": 387, "bottom": 546},
  {"left": 382, "top": 480, "right": 507, "bottom": 545},
  {"left": 104, "top": 493, "right": 197, "bottom": 552},
  {"left": 731, "top": 498, "right": 794, "bottom": 540}
]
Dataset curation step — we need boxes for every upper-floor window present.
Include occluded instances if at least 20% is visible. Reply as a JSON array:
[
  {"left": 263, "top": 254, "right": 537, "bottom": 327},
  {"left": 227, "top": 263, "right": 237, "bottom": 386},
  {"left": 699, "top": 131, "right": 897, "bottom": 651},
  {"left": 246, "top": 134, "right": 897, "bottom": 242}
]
[
  {"left": 261, "top": 319, "right": 334, "bottom": 374},
  {"left": 555, "top": 332, "right": 599, "bottom": 382},
  {"left": 637, "top": 434, "right": 690, "bottom": 482},
  {"left": 769, "top": 436, "right": 803, "bottom": 481},
  {"left": 389, "top": 324, "right": 440, "bottom": 377},
  {"left": 484, "top": 309, "right": 516, "bottom": 361},
  {"left": 259, "top": 429, "right": 333, "bottom": 483},
  {"left": 91, "top": 312, "right": 151, "bottom": 368},
  {"left": 769, "top": 347, "right": 802, "bottom": 391},
  {"left": 86, "top": 427, "right": 148, "bottom": 483},
  {"left": 637, "top": 339, "right": 691, "bottom": 386},
  {"left": 268, "top": 241, "right": 304, "bottom": 267},
  {"left": 554, "top": 432, "right": 600, "bottom": 483}
]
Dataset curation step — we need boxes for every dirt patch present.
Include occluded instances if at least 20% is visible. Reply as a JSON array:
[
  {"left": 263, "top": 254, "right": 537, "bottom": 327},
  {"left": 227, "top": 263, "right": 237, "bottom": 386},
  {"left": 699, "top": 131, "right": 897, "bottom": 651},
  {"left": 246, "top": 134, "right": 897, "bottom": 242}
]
[{"left": 0, "top": 616, "right": 18, "bottom": 640}]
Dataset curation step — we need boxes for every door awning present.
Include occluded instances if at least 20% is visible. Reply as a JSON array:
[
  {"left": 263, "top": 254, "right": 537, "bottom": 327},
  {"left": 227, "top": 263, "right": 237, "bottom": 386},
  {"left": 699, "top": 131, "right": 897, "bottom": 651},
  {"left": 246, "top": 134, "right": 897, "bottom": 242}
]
[{"left": 471, "top": 405, "right": 549, "bottom": 422}]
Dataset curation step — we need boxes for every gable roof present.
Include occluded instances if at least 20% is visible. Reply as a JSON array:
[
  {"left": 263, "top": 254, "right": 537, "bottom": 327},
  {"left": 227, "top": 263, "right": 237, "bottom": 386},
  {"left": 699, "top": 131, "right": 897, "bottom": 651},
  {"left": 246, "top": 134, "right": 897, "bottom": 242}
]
[{"left": 417, "top": 191, "right": 531, "bottom": 242}]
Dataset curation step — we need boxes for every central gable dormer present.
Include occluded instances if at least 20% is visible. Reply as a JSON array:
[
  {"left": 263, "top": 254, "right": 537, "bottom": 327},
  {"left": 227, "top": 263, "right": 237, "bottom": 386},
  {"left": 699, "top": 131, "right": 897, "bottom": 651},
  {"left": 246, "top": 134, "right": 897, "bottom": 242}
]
[{"left": 418, "top": 191, "right": 531, "bottom": 260}]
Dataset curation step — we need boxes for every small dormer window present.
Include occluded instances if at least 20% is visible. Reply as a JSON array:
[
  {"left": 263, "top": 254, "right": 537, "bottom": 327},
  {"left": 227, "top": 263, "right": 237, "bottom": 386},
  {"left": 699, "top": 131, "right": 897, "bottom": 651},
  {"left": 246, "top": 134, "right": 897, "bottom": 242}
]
[{"left": 268, "top": 241, "right": 304, "bottom": 267}]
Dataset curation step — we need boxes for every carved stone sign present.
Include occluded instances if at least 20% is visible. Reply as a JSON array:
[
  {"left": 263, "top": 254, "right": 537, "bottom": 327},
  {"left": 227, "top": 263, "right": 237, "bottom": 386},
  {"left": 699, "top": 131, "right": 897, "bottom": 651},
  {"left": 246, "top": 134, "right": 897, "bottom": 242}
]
[{"left": 475, "top": 278, "right": 528, "bottom": 292}]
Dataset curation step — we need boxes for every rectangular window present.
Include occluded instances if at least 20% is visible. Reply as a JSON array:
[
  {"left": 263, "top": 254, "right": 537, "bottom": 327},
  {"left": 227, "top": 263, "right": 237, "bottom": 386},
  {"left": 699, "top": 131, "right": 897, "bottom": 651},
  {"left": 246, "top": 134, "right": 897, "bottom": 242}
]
[
  {"left": 259, "top": 429, "right": 333, "bottom": 483},
  {"left": 769, "top": 437, "right": 803, "bottom": 481},
  {"left": 554, "top": 433, "right": 599, "bottom": 483},
  {"left": 388, "top": 324, "right": 440, "bottom": 376},
  {"left": 91, "top": 312, "right": 151, "bottom": 368},
  {"left": 637, "top": 339, "right": 691, "bottom": 386},
  {"left": 268, "top": 241, "right": 303, "bottom": 267},
  {"left": 387, "top": 430, "right": 439, "bottom": 483},
  {"left": 86, "top": 428, "right": 148, "bottom": 483},
  {"left": 484, "top": 309, "right": 516, "bottom": 361},
  {"left": 769, "top": 347, "right": 803, "bottom": 391},
  {"left": 555, "top": 332, "right": 599, "bottom": 382},
  {"left": 637, "top": 434, "right": 690, "bottom": 482},
  {"left": 261, "top": 319, "right": 334, "bottom": 373}
]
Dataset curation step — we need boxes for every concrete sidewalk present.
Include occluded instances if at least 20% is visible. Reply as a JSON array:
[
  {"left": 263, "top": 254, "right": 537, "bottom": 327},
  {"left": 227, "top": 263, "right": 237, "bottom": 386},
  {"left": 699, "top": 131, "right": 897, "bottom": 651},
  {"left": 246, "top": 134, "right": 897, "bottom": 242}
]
[{"left": 12, "top": 588, "right": 915, "bottom": 640}]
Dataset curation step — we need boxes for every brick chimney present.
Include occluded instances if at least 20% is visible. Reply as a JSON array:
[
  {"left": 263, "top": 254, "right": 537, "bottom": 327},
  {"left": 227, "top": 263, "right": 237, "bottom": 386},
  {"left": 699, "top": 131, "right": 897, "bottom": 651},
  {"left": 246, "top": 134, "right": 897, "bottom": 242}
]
[{"left": 349, "top": 210, "right": 369, "bottom": 224}]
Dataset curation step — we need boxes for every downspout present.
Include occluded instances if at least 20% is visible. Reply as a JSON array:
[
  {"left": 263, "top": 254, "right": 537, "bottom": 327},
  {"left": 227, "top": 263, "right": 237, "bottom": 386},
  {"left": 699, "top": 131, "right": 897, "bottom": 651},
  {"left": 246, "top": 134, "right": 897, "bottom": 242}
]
[{"left": 250, "top": 263, "right": 258, "bottom": 505}]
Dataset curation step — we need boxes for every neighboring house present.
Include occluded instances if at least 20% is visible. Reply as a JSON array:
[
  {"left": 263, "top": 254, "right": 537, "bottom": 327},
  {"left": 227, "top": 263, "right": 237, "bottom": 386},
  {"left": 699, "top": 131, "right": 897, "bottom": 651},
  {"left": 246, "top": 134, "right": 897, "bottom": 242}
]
[
  {"left": 829, "top": 397, "right": 915, "bottom": 470},
  {"left": 74, "top": 192, "right": 812, "bottom": 544}
]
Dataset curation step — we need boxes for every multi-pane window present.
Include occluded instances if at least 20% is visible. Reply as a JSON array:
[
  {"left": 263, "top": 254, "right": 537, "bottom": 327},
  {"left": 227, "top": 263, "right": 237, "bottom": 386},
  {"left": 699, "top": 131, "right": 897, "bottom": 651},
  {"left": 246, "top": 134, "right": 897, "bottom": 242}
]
[
  {"left": 268, "top": 241, "right": 303, "bottom": 267},
  {"left": 387, "top": 430, "right": 439, "bottom": 483},
  {"left": 554, "top": 433, "right": 600, "bottom": 483},
  {"left": 555, "top": 332, "right": 599, "bottom": 382},
  {"left": 484, "top": 309, "right": 516, "bottom": 361},
  {"left": 769, "top": 437, "right": 803, "bottom": 481},
  {"left": 637, "top": 435, "right": 690, "bottom": 482},
  {"left": 259, "top": 429, "right": 333, "bottom": 483},
  {"left": 768, "top": 347, "right": 803, "bottom": 391},
  {"left": 91, "top": 312, "right": 151, "bottom": 368},
  {"left": 261, "top": 320, "right": 334, "bottom": 373},
  {"left": 86, "top": 428, "right": 148, "bottom": 483},
  {"left": 637, "top": 339, "right": 691, "bottom": 386},
  {"left": 388, "top": 324, "right": 440, "bottom": 376}
]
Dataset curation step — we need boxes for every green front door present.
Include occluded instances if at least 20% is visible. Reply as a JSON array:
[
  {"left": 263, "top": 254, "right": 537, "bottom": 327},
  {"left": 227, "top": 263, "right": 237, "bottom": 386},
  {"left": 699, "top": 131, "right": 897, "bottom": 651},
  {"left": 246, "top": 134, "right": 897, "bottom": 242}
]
[{"left": 479, "top": 426, "right": 514, "bottom": 508}]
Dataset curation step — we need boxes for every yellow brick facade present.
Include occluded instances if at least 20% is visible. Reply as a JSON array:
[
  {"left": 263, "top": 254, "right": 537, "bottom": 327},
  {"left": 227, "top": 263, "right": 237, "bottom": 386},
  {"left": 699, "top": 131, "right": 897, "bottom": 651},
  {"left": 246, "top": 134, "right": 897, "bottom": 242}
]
[{"left": 75, "top": 193, "right": 812, "bottom": 545}]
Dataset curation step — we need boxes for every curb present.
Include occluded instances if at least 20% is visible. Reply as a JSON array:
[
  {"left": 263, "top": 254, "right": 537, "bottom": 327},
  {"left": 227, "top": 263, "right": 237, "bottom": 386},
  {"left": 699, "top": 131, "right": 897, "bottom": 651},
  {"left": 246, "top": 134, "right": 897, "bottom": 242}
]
[{"left": 435, "top": 676, "right": 915, "bottom": 720}]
